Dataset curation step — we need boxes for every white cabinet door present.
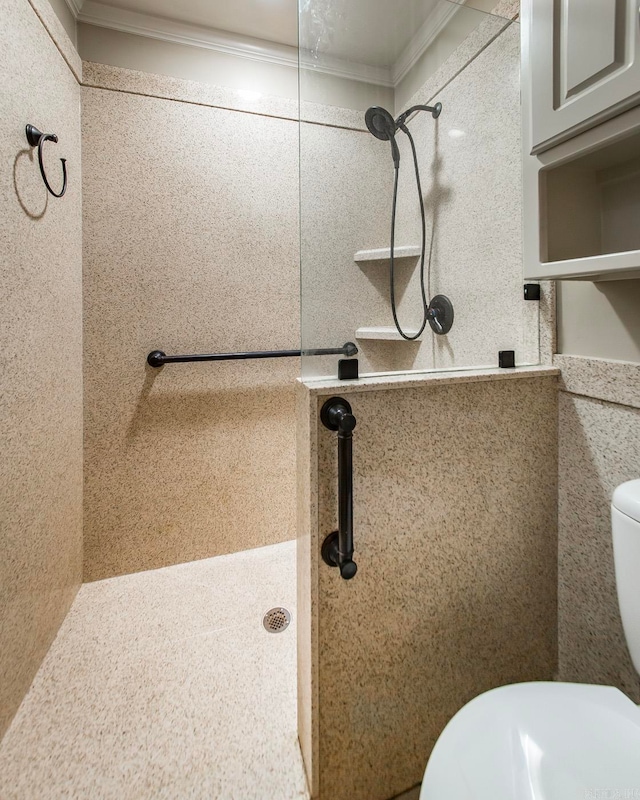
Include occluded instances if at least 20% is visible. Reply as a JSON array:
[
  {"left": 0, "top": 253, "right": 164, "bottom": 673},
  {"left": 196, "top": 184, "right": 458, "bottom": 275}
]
[{"left": 523, "top": 0, "right": 640, "bottom": 154}]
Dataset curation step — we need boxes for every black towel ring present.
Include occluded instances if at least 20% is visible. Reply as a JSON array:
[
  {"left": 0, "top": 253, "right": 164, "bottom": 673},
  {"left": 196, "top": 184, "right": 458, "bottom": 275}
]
[{"left": 25, "top": 124, "right": 67, "bottom": 198}]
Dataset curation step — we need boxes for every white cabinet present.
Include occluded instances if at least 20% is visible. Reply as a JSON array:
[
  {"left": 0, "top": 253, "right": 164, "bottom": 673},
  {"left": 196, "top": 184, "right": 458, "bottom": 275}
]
[
  {"left": 523, "top": 0, "right": 640, "bottom": 155},
  {"left": 522, "top": 0, "right": 640, "bottom": 281}
]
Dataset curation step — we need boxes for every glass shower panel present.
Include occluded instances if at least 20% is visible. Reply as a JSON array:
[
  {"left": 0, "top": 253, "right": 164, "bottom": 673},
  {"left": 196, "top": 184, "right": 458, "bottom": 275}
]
[{"left": 299, "top": 0, "right": 539, "bottom": 381}]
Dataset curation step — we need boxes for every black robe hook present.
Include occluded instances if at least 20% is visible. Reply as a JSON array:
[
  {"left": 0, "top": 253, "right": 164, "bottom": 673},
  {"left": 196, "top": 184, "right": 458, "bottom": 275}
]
[{"left": 25, "top": 124, "right": 67, "bottom": 198}]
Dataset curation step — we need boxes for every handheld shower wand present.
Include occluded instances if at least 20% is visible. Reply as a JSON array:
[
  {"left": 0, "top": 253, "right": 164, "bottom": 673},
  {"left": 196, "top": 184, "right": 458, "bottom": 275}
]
[
  {"left": 364, "top": 103, "right": 442, "bottom": 167},
  {"left": 364, "top": 106, "right": 401, "bottom": 168},
  {"left": 364, "top": 102, "right": 453, "bottom": 341}
]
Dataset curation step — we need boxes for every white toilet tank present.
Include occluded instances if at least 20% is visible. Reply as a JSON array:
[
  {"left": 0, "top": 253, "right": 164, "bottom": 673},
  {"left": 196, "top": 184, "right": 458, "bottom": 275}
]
[{"left": 612, "top": 479, "right": 640, "bottom": 675}]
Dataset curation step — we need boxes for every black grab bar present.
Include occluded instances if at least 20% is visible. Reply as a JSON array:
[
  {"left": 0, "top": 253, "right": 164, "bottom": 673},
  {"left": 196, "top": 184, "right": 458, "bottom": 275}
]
[
  {"left": 147, "top": 342, "right": 357, "bottom": 367},
  {"left": 320, "top": 397, "right": 357, "bottom": 580}
]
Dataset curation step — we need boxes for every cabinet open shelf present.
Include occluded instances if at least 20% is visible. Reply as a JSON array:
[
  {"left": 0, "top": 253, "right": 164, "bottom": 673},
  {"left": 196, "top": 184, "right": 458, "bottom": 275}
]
[
  {"left": 354, "top": 246, "right": 421, "bottom": 263},
  {"left": 524, "top": 96, "right": 640, "bottom": 281},
  {"left": 355, "top": 326, "right": 421, "bottom": 341}
]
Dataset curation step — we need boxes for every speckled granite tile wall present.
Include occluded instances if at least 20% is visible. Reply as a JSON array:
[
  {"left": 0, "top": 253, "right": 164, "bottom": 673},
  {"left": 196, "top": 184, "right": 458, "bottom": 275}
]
[
  {"left": 301, "top": 13, "right": 550, "bottom": 381},
  {"left": 0, "top": 0, "right": 82, "bottom": 738},
  {"left": 299, "top": 121, "right": 396, "bottom": 379},
  {"left": 557, "top": 357, "right": 640, "bottom": 703},
  {"left": 82, "top": 76, "right": 300, "bottom": 580},
  {"left": 299, "top": 375, "right": 558, "bottom": 800},
  {"left": 393, "top": 22, "right": 541, "bottom": 373},
  {"left": 82, "top": 61, "right": 297, "bottom": 122},
  {"left": 555, "top": 354, "right": 640, "bottom": 408},
  {"left": 26, "top": 0, "right": 81, "bottom": 80},
  {"left": 83, "top": 61, "right": 366, "bottom": 133}
]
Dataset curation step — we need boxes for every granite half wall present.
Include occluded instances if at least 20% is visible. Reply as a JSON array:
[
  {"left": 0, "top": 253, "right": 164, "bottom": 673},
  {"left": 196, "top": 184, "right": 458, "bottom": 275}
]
[
  {"left": 556, "top": 355, "right": 640, "bottom": 703},
  {"left": 0, "top": 0, "right": 83, "bottom": 737},
  {"left": 81, "top": 65, "right": 301, "bottom": 580},
  {"left": 297, "top": 369, "right": 559, "bottom": 800}
]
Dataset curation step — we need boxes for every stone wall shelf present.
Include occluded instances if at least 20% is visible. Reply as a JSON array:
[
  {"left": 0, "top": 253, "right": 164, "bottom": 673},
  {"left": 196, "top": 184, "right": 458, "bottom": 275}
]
[
  {"left": 355, "top": 326, "right": 421, "bottom": 341},
  {"left": 354, "top": 246, "right": 421, "bottom": 263}
]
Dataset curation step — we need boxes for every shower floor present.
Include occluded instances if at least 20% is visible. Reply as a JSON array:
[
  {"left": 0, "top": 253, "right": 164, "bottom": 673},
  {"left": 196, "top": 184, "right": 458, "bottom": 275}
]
[{"left": 0, "top": 540, "right": 307, "bottom": 800}]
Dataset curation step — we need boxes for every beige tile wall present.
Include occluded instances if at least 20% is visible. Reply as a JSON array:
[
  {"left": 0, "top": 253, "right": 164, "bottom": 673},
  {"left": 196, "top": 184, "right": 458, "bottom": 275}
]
[
  {"left": 299, "top": 120, "right": 395, "bottom": 379},
  {"left": 394, "top": 22, "right": 540, "bottom": 371},
  {"left": 0, "top": 0, "right": 83, "bottom": 738},
  {"left": 557, "top": 356, "right": 640, "bottom": 703},
  {"left": 300, "top": 16, "right": 543, "bottom": 381},
  {"left": 298, "top": 374, "right": 558, "bottom": 800},
  {"left": 81, "top": 71, "right": 301, "bottom": 580}
]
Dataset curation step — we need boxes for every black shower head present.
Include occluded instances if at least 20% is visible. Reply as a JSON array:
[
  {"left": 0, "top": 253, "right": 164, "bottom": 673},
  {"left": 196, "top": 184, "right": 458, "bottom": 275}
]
[
  {"left": 365, "top": 106, "right": 396, "bottom": 141},
  {"left": 365, "top": 106, "right": 400, "bottom": 168},
  {"left": 364, "top": 103, "right": 443, "bottom": 169}
]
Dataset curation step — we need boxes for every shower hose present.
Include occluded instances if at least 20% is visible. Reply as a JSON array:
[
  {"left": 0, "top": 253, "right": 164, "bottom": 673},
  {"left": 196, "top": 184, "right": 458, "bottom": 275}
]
[{"left": 389, "top": 125, "right": 434, "bottom": 341}]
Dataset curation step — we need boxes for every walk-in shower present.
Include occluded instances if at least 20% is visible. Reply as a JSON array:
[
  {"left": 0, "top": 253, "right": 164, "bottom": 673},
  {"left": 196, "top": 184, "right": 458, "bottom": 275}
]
[{"left": 1, "top": 0, "right": 544, "bottom": 797}]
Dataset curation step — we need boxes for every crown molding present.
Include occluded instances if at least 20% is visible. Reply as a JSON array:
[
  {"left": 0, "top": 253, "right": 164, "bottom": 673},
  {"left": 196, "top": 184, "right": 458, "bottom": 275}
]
[
  {"left": 62, "top": 0, "right": 84, "bottom": 18},
  {"left": 78, "top": 1, "right": 300, "bottom": 68},
  {"left": 392, "top": 0, "right": 463, "bottom": 86},
  {"left": 78, "top": 1, "right": 395, "bottom": 87},
  {"left": 300, "top": 53, "right": 393, "bottom": 88},
  {"left": 76, "top": 0, "right": 465, "bottom": 90}
]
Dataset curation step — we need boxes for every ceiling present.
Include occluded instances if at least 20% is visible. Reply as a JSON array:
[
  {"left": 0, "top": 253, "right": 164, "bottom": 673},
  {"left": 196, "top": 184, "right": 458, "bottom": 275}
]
[
  {"left": 78, "top": 0, "right": 300, "bottom": 48},
  {"left": 300, "top": 0, "right": 443, "bottom": 68},
  {"left": 75, "top": 0, "right": 448, "bottom": 68}
]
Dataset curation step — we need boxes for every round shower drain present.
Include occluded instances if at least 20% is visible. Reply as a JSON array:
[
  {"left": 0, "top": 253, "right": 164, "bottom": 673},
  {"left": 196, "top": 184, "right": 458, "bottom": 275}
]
[{"left": 263, "top": 607, "right": 291, "bottom": 633}]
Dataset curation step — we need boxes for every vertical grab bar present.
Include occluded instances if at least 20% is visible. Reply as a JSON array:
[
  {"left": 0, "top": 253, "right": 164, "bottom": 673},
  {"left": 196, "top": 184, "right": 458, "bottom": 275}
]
[{"left": 321, "top": 397, "right": 357, "bottom": 580}]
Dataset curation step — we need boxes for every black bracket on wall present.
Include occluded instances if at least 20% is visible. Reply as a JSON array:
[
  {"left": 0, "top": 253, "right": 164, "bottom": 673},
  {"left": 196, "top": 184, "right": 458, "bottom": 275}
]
[
  {"left": 26, "top": 124, "right": 67, "bottom": 198},
  {"left": 321, "top": 397, "right": 357, "bottom": 580},
  {"left": 524, "top": 283, "right": 541, "bottom": 301},
  {"left": 499, "top": 350, "right": 516, "bottom": 368},
  {"left": 338, "top": 358, "right": 359, "bottom": 380}
]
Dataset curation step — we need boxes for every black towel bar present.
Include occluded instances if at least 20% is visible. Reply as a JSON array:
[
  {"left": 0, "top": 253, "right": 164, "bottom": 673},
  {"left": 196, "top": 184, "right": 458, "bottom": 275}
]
[
  {"left": 147, "top": 342, "right": 357, "bottom": 367},
  {"left": 26, "top": 124, "right": 67, "bottom": 198}
]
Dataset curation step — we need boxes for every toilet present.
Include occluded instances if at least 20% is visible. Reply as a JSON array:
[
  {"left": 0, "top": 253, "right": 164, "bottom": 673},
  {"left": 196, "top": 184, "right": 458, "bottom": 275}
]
[{"left": 421, "top": 479, "right": 640, "bottom": 799}]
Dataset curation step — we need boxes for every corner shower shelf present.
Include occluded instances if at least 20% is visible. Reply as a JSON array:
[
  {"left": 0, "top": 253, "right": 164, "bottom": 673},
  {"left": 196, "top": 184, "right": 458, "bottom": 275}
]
[
  {"left": 355, "top": 326, "right": 422, "bottom": 341},
  {"left": 354, "top": 246, "right": 421, "bottom": 263}
]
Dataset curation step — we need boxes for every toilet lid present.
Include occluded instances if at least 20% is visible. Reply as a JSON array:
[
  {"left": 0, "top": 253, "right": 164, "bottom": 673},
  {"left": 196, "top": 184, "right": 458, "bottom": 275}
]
[{"left": 421, "top": 682, "right": 640, "bottom": 800}]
